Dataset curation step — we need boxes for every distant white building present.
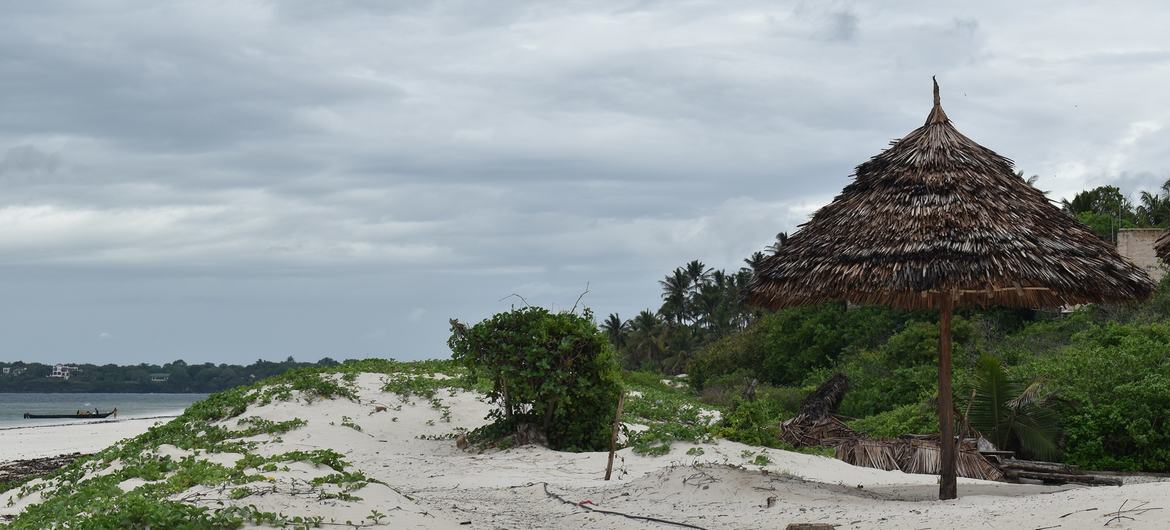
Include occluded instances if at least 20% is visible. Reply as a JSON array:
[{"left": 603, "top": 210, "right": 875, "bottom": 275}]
[
  {"left": 49, "top": 364, "right": 77, "bottom": 379},
  {"left": 150, "top": 373, "right": 170, "bottom": 383}
]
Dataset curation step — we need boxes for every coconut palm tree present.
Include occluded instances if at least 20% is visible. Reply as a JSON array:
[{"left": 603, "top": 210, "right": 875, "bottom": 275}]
[
  {"left": 744, "top": 251, "right": 767, "bottom": 273},
  {"left": 600, "top": 313, "right": 628, "bottom": 351},
  {"left": 659, "top": 268, "right": 690, "bottom": 324},
  {"left": 768, "top": 232, "right": 789, "bottom": 253},
  {"left": 626, "top": 310, "right": 667, "bottom": 368},
  {"left": 684, "top": 260, "right": 712, "bottom": 289},
  {"left": 966, "top": 355, "right": 1061, "bottom": 460},
  {"left": 1136, "top": 180, "right": 1170, "bottom": 227}
]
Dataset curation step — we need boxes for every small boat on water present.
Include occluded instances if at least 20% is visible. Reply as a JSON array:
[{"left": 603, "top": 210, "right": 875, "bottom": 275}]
[{"left": 23, "top": 408, "right": 117, "bottom": 420}]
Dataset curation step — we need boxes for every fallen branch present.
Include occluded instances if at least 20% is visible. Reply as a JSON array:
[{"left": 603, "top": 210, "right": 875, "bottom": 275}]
[
  {"left": 1059, "top": 507, "right": 1097, "bottom": 518},
  {"left": 1103, "top": 500, "right": 1162, "bottom": 526},
  {"left": 541, "top": 482, "right": 709, "bottom": 530}
]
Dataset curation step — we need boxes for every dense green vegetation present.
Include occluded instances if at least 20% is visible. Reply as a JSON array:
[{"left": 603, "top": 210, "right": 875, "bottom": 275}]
[
  {"left": 601, "top": 178, "right": 1170, "bottom": 472},
  {"left": 449, "top": 307, "right": 623, "bottom": 451},
  {"left": 606, "top": 269, "right": 1170, "bottom": 472},
  {"left": 1061, "top": 182, "right": 1170, "bottom": 242},
  {"left": 0, "top": 357, "right": 342, "bottom": 393}
]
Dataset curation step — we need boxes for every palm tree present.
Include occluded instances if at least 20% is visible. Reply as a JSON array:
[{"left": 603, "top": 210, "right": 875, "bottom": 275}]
[
  {"left": 1136, "top": 180, "right": 1170, "bottom": 227},
  {"left": 684, "top": 260, "right": 712, "bottom": 289},
  {"left": 744, "top": 251, "right": 766, "bottom": 273},
  {"left": 627, "top": 310, "right": 667, "bottom": 368},
  {"left": 966, "top": 355, "right": 1061, "bottom": 460},
  {"left": 768, "top": 232, "right": 789, "bottom": 253},
  {"left": 600, "top": 313, "right": 628, "bottom": 351},
  {"left": 658, "top": 269, "right": 690, "bottom": 324}
]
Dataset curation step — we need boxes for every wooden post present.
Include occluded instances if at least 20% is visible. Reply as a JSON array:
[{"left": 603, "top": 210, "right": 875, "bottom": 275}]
[
  {"left": 604, "top": 393, "right": 626, "bottom": 480},
  {"left": 937, "top": 296, "right": 958, "bottom": 500}
]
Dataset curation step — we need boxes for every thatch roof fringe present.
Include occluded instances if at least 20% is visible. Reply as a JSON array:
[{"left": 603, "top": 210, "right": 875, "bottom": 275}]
[
  {"left": 749, "top": 81, "right": 1155, "bottom": 310},
  {"left": 1155, "top": 229, "right": 1170, "bottom": 262}
]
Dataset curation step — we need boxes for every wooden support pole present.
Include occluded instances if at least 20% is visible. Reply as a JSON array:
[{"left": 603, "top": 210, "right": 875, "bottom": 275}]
[
  {"left": 938, "top": 296, "right": 958, "bottom": 500},
  {"left": 605, "top": 392, "right": 626, "bottom": 481}
]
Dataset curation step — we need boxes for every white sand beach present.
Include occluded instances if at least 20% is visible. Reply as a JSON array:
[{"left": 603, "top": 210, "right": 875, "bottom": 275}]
[
  {"left": 0, "top": 417, "right": 173, "bottom": 461},
  {"left": 3, "top": 374, "right": 1167, "bottom": 529}
]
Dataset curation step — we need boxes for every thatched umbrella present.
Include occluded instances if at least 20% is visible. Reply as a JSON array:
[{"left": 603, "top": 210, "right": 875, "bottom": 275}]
[{"left": 749, "top": 79, "right": 1154, "bottom": 500}]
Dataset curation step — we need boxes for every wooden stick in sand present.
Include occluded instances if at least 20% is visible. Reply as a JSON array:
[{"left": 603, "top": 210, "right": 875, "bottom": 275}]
[{"left": 604, "top": 392, "right": 626, "bottom": 480}]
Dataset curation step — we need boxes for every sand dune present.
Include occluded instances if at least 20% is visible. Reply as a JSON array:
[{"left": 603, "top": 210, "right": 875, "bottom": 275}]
[{"left": 2, "top": 372, "right": 1167, "bottom": 529}]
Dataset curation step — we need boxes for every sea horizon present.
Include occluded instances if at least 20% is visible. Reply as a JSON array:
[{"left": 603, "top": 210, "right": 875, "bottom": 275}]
[{"left": 0, "top": 392, "right": 206, "bottom": 427}]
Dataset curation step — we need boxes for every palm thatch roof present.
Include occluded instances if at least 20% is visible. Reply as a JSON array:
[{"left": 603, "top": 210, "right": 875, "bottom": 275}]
[
  {"left": 750, "top": 80, "right": 1154, "bottom": 310},
  {"left": 835, "top": 436, "right": 1005, "bottom": 481},
  {"left": 1155, "top": 230, "right": 1170, "bottom": 263}
]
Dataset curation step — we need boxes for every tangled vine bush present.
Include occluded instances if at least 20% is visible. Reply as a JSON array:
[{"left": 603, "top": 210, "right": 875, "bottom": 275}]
[{"left": 448, "top": 307, "right": 622, "bottom": 451}]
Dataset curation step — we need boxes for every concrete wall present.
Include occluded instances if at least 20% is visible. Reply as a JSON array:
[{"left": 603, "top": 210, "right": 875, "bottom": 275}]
[{"left": 1117, "top": 228, "right": 1166, "bottom": 283}]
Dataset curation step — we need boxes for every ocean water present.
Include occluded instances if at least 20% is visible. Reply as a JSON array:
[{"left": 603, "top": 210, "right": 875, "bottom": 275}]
[{"left": 0, "top": 393, "right": 207, "bottom": 428}]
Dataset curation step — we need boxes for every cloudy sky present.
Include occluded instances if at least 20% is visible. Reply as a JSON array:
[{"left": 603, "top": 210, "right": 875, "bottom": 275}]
[{"left": 2, "top": 1, "right": 1169, "bottom": 364}]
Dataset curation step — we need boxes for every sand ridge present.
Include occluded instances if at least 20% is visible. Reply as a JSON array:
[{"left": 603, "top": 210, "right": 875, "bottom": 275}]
[{"left": 2, "top": 372, "right": 1167, "bottom": 529}]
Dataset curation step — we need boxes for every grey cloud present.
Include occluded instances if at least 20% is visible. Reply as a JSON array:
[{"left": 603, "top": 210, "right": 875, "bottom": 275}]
[
  {"left": 1, "top": 145, "right": 60, "bottom": 175},
  {"left": 1, "top": 0, "right": 1169, "bottom": 363},
  {"left": 825, "top": 11, "right": 859, "bottom": 42}
]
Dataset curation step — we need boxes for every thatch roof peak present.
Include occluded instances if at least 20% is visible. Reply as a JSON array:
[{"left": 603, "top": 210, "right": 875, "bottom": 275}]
[
  {"left": 750, "top": 83, "right": 1154, "bottom": 310},
  {"left": 926, "top": 76, "right": 949, "bottom": 125}
]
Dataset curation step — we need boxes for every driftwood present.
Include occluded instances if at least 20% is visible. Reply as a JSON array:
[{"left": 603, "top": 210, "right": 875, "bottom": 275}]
[
  {"left": 998, "top": 459, "right": 1122, "bottom": 486},
  {"left": 1003, "top": 469, "right": 1121, "bottom": 486},
  {"left": 1000, "top": 459, "right": 1082, "bottom": 475}
]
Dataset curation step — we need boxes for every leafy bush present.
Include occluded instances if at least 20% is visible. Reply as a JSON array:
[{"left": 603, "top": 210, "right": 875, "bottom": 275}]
[
  {"left": 1012, "top": 321, "right": 1170, "bottom": 470},
  {"left": 688, "top": 303, "right": 923, "bottom": 390},
  {"left": 831, "top": 350, "right": 936, "bottom": 418},
  {"left": 448, "top": 307, "right": 623, "bottom": 451},
  {"left": 715, "top": 398, "right": 790, "bottom": 447},
  {"left": 847, "top": 403, "right": 937, "bottom": 438},
  {"left": 1062, "top": 376, "right": 1170, "bottom": 471}
]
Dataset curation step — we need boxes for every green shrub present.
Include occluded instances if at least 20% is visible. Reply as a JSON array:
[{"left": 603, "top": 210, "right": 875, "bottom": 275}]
[
  {"left": 1010, "top": 321, "right": 1170, "bottom": 471},
  {"left": 715, "top": 398, "right": 789, "bottom": 447},
  {"left": 833, "top": 350, "right": 936, "bottom": 418},
  {"left": 688, "top": 303, "right": 922, "bottom": 390},
  {"left": 1063, "top": 376, "right": 1170, "bottom": 471},
  {"left": 848, "top": 403, "right": 937, "bottom": 437},
  {"left": 448, "top": 307, "right": 623, "bottom": 451}
]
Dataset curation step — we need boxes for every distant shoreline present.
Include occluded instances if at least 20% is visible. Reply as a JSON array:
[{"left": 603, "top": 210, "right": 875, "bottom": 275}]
[
  {"left": 0, "top": 391, "right": 209, "bottom": 395},
  {"left": 0, "top": 414, "right": 182, "bottom": 432}
]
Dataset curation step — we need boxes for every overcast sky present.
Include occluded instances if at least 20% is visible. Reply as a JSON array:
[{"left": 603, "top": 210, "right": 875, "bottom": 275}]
[{"left": 2, "top": 1, "right": 1169, "bottom": 364}]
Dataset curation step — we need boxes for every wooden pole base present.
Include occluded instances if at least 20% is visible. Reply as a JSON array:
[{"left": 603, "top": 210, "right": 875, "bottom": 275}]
[{"left": 938, "top": 296, "right": 957, "bottom": 500}]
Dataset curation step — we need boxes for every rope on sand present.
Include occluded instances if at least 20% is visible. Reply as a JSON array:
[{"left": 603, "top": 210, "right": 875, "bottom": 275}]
[{"left": 540, "top": 482, "right": 710, "bottom": 530}]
